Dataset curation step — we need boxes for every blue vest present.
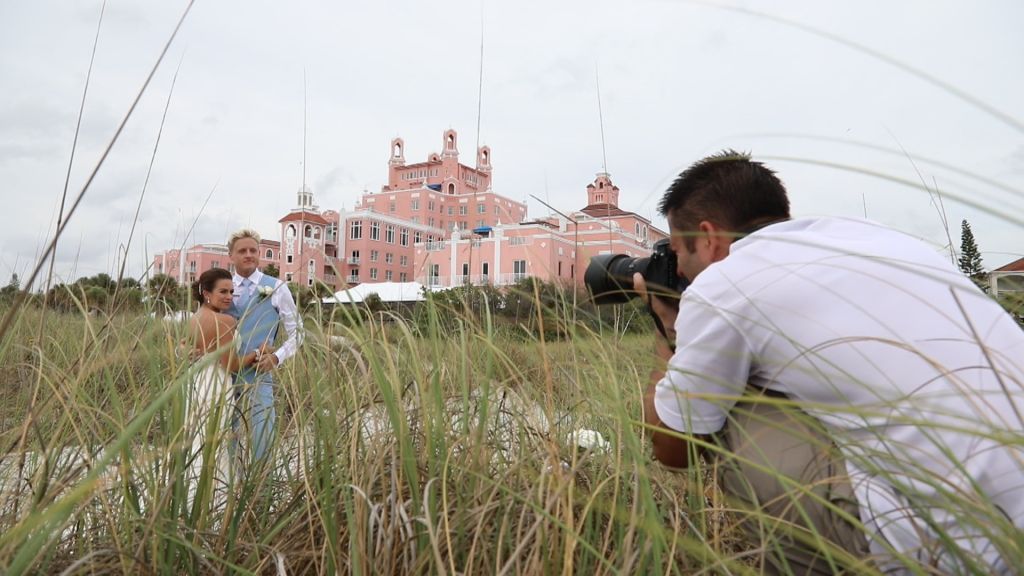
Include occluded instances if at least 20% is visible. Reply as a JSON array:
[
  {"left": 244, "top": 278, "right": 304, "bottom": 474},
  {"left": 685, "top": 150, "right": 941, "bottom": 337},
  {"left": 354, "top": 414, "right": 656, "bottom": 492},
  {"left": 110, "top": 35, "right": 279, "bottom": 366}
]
[{"left": 229, "top": 274, "right": 280, "bottom": 383}]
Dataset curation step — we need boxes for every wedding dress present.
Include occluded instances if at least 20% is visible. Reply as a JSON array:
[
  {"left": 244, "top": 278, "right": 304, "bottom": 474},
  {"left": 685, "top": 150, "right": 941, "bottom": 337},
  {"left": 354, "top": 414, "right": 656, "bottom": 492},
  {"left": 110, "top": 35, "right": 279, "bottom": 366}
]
[{"left": 184, "top": 346, "right": 235, "bottom": 509}]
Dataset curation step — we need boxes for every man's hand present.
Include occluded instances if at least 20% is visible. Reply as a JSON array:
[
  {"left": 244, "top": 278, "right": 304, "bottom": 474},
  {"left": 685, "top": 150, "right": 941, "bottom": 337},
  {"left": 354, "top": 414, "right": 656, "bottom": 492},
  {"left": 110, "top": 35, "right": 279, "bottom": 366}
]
[
  {"left": 254, "top": 344, "right": 279, "bottom": 372},
  {"left": 634, "top": 273, "right": 678, "bottom": 360},
  {"left": 635, "top": 273, "right": 697, "bottom": 468},
  {"left": 176, "top": 338, "right": 203, "bottom": 362}
]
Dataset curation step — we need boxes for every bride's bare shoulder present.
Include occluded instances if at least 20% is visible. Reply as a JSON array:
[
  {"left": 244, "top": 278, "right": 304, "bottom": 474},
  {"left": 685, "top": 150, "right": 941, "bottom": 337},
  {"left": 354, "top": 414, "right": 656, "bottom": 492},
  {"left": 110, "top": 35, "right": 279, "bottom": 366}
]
[
  {"left": 190, "top": 309, "right": 238, "bottom": 351},
  {"left": 215, "top": 312, "right": 237, "bottom": 331},
  {"left": 190, "top": 309, "right": 234, "bottom": 337}
]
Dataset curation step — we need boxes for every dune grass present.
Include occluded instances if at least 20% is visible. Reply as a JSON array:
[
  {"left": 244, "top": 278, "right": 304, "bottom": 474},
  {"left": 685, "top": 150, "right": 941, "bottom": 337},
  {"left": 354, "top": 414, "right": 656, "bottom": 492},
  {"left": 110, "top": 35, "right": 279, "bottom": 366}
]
[
  {"left": 3, "top": 277, "right": 1024, "bottom": 575},
  {"left": 0, "top": 298, "right": 764, "bottom": 575}
]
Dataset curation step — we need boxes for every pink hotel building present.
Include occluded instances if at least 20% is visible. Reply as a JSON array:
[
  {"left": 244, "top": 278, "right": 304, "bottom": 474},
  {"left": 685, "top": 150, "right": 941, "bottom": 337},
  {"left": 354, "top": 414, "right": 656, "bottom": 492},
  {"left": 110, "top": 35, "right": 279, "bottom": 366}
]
[
  {"left": 153, "top": 129, "right": 666, "bottom": 292},
  {"left": 152, "top": 239, "right": 282, "bottom": 286}
]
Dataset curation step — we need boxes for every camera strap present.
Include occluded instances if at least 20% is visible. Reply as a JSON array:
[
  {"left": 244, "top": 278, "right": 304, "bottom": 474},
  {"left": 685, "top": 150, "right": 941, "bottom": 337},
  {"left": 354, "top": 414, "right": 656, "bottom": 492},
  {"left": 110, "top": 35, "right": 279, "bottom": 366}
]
[{"left": 647, "top": 300, "right": 677, "bottom": 352}]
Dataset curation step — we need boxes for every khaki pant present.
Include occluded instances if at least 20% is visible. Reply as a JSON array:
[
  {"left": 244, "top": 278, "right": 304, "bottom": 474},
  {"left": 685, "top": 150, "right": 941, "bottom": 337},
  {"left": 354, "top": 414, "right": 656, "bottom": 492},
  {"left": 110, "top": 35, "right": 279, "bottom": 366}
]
[{"left": 714, "top": 393, "right": 872, "bottom": 575}]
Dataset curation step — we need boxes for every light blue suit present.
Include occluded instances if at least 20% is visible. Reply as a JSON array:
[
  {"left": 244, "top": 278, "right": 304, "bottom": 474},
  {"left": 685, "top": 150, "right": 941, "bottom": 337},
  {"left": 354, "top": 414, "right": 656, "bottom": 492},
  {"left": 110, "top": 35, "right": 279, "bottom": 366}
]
[{"left": 229, "top": 274, "right": 280, "bottom": 461}]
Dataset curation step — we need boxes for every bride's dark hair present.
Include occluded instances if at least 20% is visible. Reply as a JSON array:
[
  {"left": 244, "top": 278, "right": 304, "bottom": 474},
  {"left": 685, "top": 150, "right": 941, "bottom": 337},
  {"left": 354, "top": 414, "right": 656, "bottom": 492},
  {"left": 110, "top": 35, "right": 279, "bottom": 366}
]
[{"left": 192, "top": 267, "right": 233, "bottom": 306}]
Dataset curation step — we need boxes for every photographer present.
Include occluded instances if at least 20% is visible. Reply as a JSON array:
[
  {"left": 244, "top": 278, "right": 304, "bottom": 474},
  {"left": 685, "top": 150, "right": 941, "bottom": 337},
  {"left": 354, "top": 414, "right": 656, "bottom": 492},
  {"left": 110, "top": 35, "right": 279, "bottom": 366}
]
[{"left": 635, "top": 151, "right": 1024, "bottom": 574}]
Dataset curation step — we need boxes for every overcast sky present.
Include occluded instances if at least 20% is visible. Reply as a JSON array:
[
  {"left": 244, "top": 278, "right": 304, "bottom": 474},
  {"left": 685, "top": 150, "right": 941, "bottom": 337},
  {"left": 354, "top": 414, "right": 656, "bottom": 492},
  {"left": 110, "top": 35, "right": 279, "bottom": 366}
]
[{"left": 2, "top": 0, "right": 1022, "bottom": 287}]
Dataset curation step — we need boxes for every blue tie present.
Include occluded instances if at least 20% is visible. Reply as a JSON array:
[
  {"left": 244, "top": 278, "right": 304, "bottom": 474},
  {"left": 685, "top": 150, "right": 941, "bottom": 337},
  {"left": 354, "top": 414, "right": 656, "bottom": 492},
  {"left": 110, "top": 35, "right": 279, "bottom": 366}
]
[{"left": 237, "top": 278, "right": 252, "bottom": 310}]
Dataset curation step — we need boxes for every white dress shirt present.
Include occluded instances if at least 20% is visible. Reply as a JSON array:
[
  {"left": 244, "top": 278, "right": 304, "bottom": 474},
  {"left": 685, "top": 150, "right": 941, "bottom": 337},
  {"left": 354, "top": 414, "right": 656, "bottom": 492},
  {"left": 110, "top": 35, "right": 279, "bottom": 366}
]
[
  {"left": 655, "top": 217, "right": 1024, "bottom": 572},
  {"left": 232, "top": 269, "right": 303, "bottom": 364}
]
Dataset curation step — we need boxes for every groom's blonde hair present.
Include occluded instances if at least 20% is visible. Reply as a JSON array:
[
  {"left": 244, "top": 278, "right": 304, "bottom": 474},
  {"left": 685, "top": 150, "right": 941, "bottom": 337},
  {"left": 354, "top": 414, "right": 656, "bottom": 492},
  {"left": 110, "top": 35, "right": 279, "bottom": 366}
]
[{"left": 228, "top": 228, "right": 261, "bottom": 253}]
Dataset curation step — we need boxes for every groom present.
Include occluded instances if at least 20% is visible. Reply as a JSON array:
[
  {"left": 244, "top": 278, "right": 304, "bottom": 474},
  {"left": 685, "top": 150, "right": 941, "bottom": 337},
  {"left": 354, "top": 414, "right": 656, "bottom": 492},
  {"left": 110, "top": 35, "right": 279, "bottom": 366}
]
[{"left": 226, "top": 229, "right": 303, "bottom": 462}]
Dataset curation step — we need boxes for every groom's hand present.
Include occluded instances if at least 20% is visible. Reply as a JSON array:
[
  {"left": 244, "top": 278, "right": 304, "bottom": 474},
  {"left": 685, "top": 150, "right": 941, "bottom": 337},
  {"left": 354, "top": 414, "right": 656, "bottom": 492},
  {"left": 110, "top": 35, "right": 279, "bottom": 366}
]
[
  {"left": 176, "top": 338, "right": 202, "bottom": 362},
  {"left": 255, "top": 346, "right": 279, "bottom": 372}
]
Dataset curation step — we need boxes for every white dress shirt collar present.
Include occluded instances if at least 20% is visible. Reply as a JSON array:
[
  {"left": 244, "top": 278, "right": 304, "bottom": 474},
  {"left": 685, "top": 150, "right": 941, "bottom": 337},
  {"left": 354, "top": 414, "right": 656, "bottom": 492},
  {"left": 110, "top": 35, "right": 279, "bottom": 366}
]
[{"left": 234, "top": 269, "right": 264, "bottom": 286}]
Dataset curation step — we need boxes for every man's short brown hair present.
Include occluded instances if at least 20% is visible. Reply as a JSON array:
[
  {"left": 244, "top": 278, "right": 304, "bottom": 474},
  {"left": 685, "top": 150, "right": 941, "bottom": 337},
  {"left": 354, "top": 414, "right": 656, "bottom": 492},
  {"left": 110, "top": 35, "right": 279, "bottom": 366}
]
[{"left": 659, "top": 150, "right": 790, "bottom": 251}]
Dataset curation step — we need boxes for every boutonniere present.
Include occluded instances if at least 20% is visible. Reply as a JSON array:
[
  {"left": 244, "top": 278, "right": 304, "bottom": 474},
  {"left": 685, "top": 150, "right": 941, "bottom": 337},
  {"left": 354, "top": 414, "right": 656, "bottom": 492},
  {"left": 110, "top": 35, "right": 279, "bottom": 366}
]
[{"left": 257, "top": 285, "right": 275, "bottom": 299}]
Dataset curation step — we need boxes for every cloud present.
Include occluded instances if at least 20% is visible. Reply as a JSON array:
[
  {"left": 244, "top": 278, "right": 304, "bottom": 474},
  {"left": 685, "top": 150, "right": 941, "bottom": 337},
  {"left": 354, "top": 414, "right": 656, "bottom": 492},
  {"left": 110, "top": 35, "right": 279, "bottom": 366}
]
[{"left": 1, "top": 0, "right": 1022, "bottom": 283}]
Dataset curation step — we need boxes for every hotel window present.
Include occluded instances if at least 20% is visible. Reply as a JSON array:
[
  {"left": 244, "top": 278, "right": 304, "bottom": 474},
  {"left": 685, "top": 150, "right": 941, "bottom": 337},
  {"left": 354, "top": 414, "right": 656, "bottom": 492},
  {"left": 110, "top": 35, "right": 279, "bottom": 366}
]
[
  {"left": 286, "top": 273, "right": 293, "bottom": 281},
  {"left": 385, "top": 253, "right": 394, "bottom": 264},
  {"left": 459, "top": 205, "right": 468, "bottom": 215},
  {"left": 513, "top": 260, "right": 527, "bottom": 279},
  {"left": 370, "top": 268, "right": 378, "bottom": 280},
  {"left": 494, "top": 205, "right": 500, "bottom": 215},
  {"left": 265, "top": 249, "right": 273, "bottom": 259},
  {"left": 385, "top": 270, "right": 393, "bottom": 281},
  {"left": 304, "top": 225, "right": 312, "bottom": 238},
  {"left": 400, "top": 255, "right": 408, "bottom": 266},
  {"left": 370, "top": 250, "right": 379, "bottom": 262},
  {"left": 389, "top": 202, "right": 396, "bottom": 212},
  {"left": 286, "top": 254, "right": 293, "bottom": 263},
  {"left": 411, "top": 199, "right": 419, "bottom": 210},
  {"left": 400, "top": 228, "right": 409, "bottom": 246},
  {"left": 477, "top": 203, "right": 486, "bottom": 214},
  {"left": 350, "top": 250, "right": 360, "bottom": 263},
  {"left": 370, "top": 221, "right": 380, "bottom": 241},
  {"left": 429, "top": 217, "right": 436, "bottom": 228},
  {"left": 448, "top": 206, "right": 454, "bottom": 216},
  {"left": 350, "top": 220, "right": 362, "bottom": 239},
  {"left": 428, "top": 200, "right": 435, "bottom": 211},
  {"left": 414, "top": 231, "right": 422, "bottom": 244},
  {"left": 462, "top": 263, "right": 469, "bottom": 277},
  {"left": 351, "top": 269, "right": 359, "bottom": 280},
  {"left": 385, "top": 225, "right": 395, "bottom": 244},
  {"left": 399, "top": 272, "right": 408, "bottom": 282}
]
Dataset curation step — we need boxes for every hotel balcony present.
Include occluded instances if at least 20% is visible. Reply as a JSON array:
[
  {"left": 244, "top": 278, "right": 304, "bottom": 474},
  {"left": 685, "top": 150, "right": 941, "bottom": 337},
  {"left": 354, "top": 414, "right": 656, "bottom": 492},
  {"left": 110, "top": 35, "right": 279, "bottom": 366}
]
[{"left": 417, "top": 273, "right": 529, "bottom": 288}]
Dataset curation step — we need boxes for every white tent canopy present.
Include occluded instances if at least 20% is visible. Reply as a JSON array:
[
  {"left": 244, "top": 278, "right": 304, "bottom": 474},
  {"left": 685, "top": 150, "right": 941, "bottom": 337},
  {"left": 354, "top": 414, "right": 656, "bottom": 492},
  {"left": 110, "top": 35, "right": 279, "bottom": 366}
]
[{"left": 323, "top": 281, "right": 428, "bottom": 304}]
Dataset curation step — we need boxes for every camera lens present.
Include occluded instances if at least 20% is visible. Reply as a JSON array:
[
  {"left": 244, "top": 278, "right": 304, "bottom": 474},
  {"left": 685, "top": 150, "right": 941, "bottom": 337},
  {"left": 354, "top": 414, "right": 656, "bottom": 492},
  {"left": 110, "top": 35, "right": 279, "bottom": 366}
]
[{"left": 585, "top": 254, "right": 651, "bottom": 305}]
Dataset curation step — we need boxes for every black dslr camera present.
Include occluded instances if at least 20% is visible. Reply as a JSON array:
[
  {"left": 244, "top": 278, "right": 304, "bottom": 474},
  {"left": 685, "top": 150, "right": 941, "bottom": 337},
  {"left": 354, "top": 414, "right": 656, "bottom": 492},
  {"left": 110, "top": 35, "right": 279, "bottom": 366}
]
[{"left": 584, "top": 238, "right": 688, "bottom": 305}]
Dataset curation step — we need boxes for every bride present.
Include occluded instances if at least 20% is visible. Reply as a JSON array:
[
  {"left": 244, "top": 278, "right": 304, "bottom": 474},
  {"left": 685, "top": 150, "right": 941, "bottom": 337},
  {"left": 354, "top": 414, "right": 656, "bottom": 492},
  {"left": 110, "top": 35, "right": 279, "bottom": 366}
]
[{"left": 186, "top": 267, "right": 261, "bottom": 503}]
